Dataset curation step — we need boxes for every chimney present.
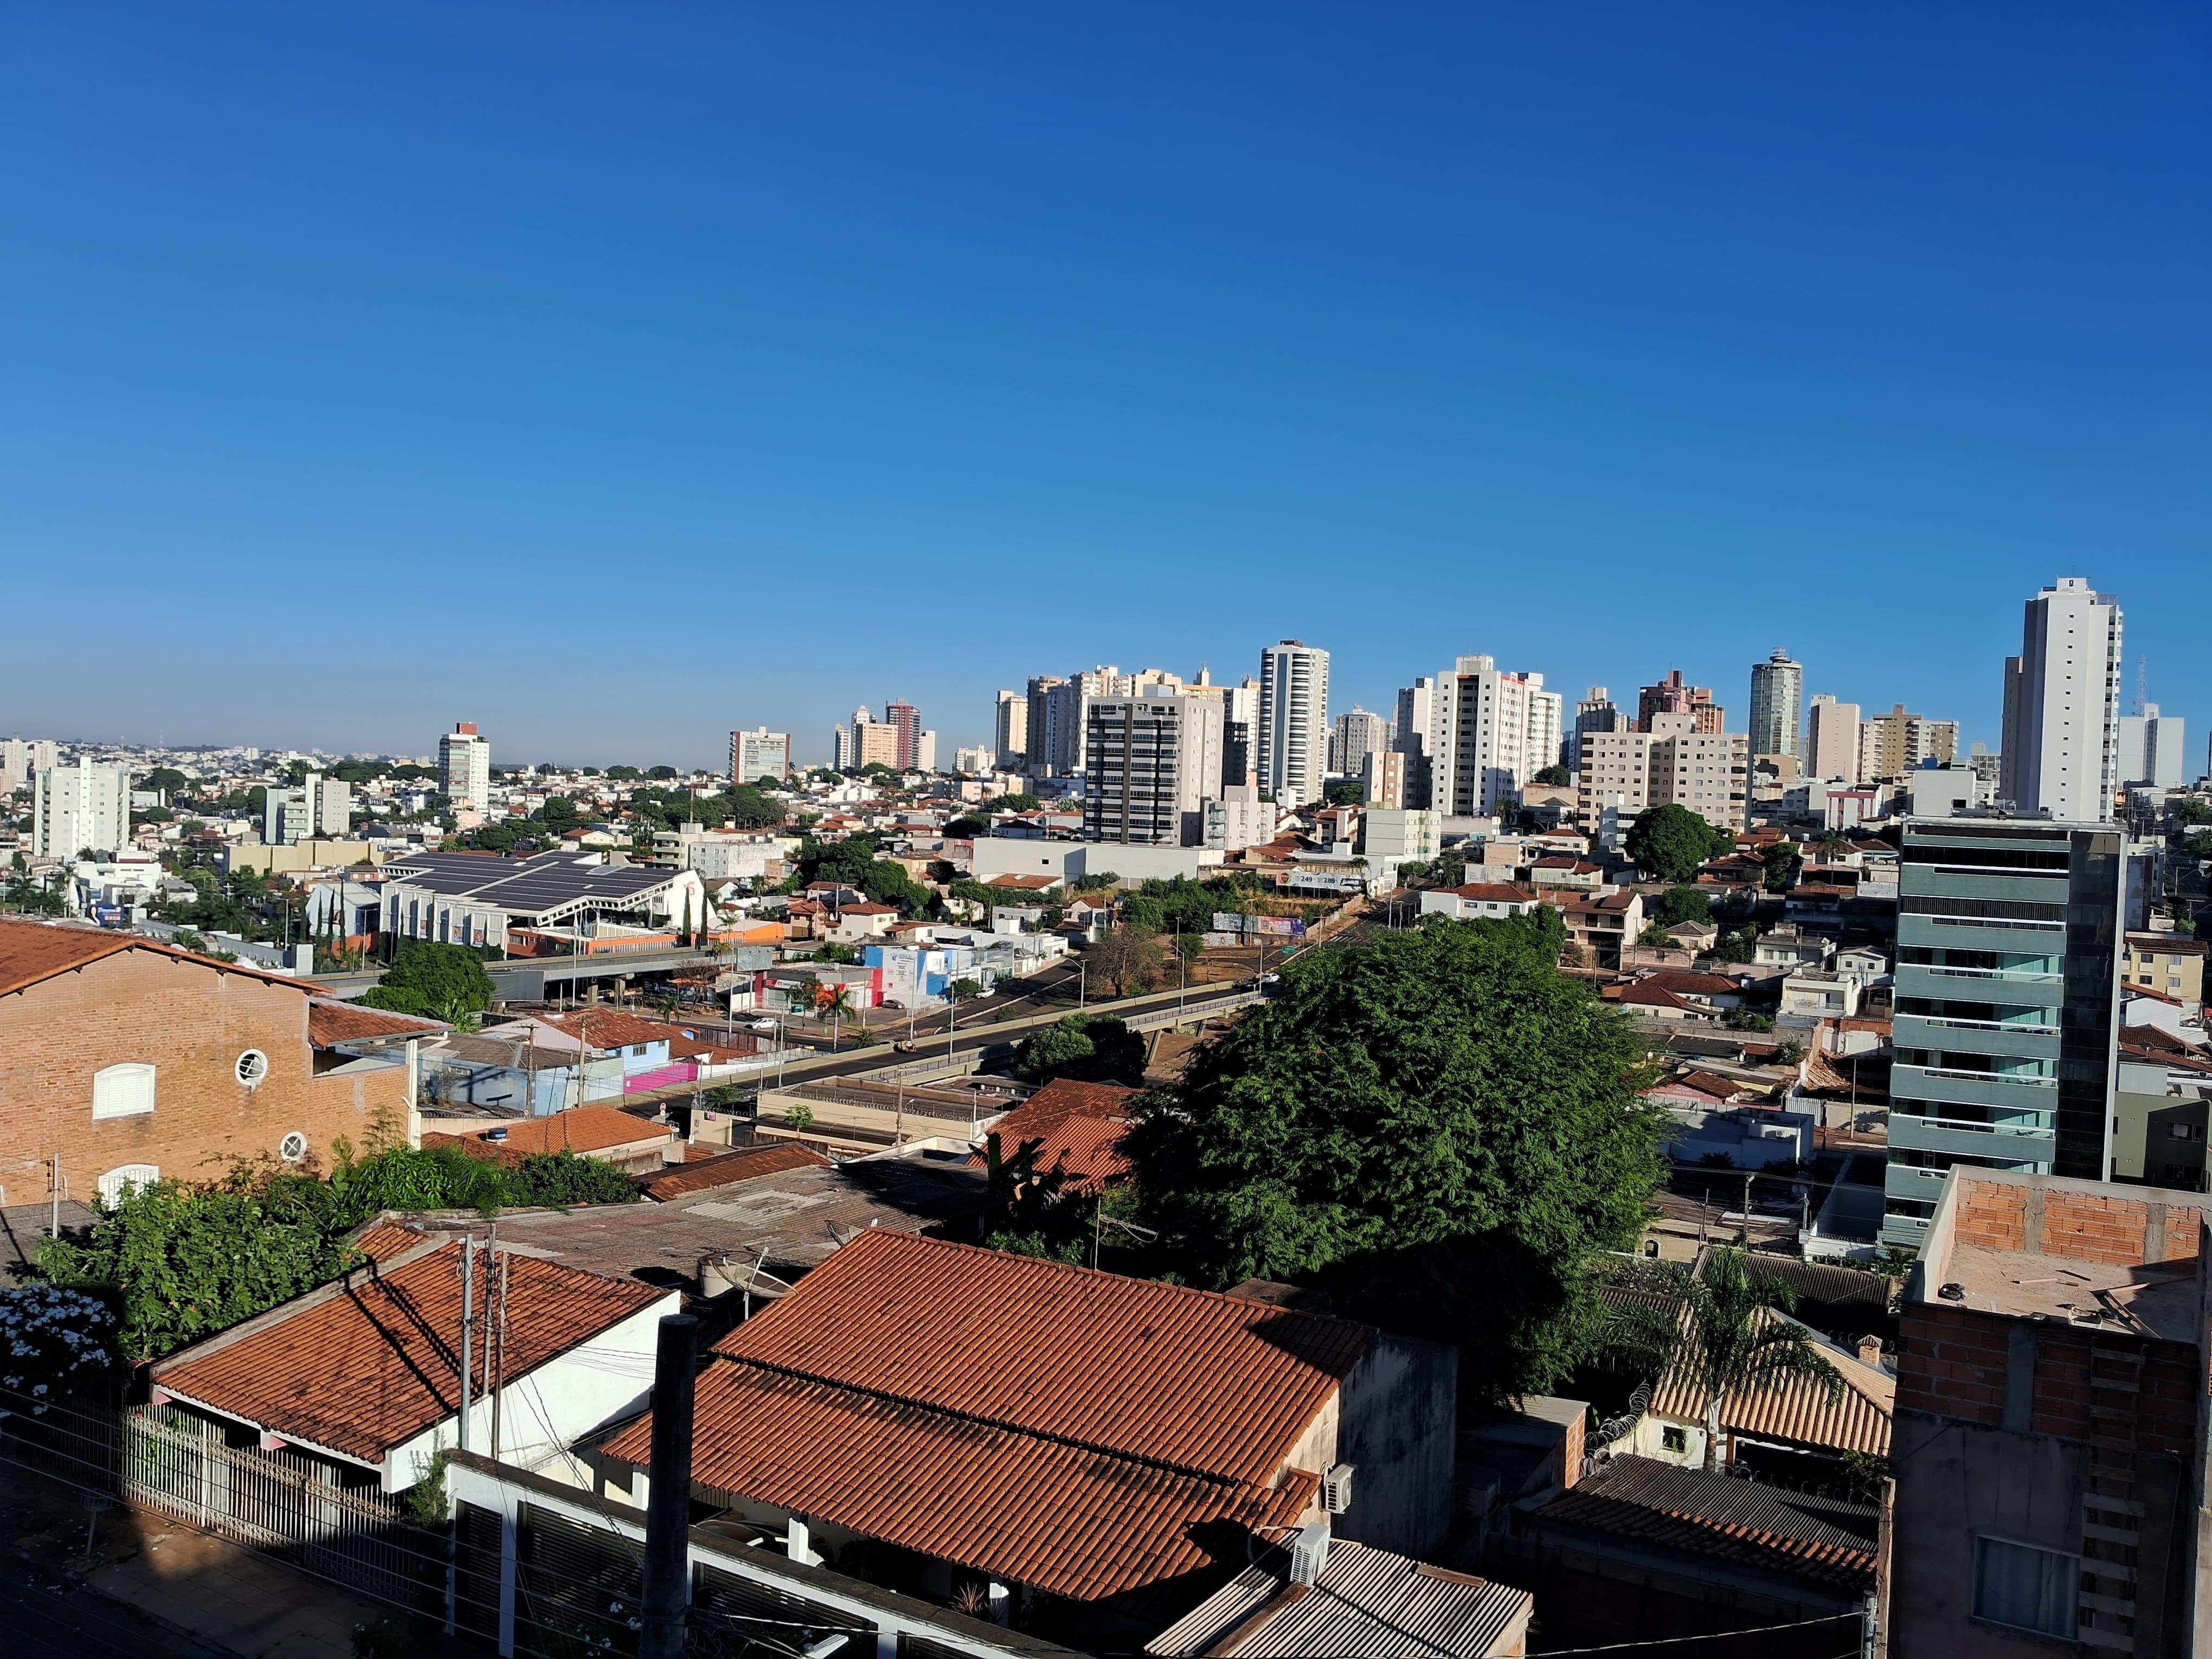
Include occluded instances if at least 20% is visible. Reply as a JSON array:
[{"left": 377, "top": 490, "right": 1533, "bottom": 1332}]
[{"left": 1856, "top": 1335, "right": 1883, "bottom": 1366}]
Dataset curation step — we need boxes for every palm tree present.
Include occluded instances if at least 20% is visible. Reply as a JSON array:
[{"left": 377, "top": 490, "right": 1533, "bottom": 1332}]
[
  {"left": 813, "top": 980, "right": 856, "bottom": 1050},
  {"left": 1610, "top": 1246, "right": 1847, "bottom": 1473}
]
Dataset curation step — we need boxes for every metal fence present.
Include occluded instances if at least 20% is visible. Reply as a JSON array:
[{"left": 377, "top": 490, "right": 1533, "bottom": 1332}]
[{"left": 0, "top": 1384, "right": 446, "bottom": 1613}]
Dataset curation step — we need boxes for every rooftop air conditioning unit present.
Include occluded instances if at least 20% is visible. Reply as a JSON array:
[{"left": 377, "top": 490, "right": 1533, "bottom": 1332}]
[
  {"left": 1321, "top": 1463, "right": 1355, "bottom": 1515},
  {"left": 1289, "top": 1519, "right": 1331, "bottom": 1587}
]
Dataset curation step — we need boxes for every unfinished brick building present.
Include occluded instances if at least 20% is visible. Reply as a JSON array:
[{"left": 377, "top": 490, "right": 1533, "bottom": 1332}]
[{"left": 1892, "top": 1167, "right": 2211, "bottom": 1656}]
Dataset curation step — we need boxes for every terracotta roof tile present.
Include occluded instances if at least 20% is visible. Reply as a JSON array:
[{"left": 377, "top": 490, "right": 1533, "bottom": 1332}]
[
  {"left": 156, "top": 1244, "right": 665, "bottom": 1464},
  {"left": 605, "top": 1362, "right": 1316, "bottom": 1602},
  {"left": 641, "top": 1143, "right": 829, "bottom": 1200},
  {"left": 528, "top": 1010, "right": 677, "bottom": 1051},
  {"left": 1535, "top": 1456, "right": 1876, "bottom": 1594},
  {"left": 428, "top": 1104, "right": 673, "bottom": 1159},
  {"left": 351, "top": 1223, "right": 432, "bottom": 1263},
  {"left": 709, "top": 1230, "right": 1370, "bottom": 1488},
  {"left": 970, "top": 1078, "right": 1137, "bottom": 1195},
  {"left": 0, "top": 918, "right": 312, "bottom": 1001},
  {"left": 309, "top": 999, "right": 447, "bottom": 1046},
  {"left": 1445, "top": 884, "right": 1536, "bottom": 903}
]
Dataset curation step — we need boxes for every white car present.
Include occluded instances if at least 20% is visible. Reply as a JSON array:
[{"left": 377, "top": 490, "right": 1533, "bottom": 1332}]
[{"left": 748, "top": 1018, "right": 779, "bottom": 1033}]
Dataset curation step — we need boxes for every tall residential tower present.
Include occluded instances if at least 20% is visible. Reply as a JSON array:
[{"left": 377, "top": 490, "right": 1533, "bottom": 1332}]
[
  {"left": 1999, "top": 577, "right": 2123, "bottom": 822},
  {"left": 1747, "top": 649, "right": 1802, "bottom": 758}
]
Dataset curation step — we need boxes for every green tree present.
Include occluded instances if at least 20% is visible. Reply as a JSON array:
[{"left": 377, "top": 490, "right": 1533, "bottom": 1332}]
[
  {"left": 1324, "top": 781, "right": 1366, "bottom": 806},
  {"left": 1531, "top": 764, "right": 1573, "bottom": 787},
  {"left": 989, "top": 793, "right": 1041, "bottom": 814},
  {"left": 1126, "top": 912, "right": 1667, "bottom": 1403},
  {"left": 1617, "top": 1248, "right": 1845, "bottom": 1472},
  {"left": 1625, "top": 805, "right": 1733, "bottom": 883},
  {"left": 1636, "top": 921, "right": 1674, "bottom": 947},
  {"left": 1011, "top": 1014, "right": 1146, "bottom": 1085},
  {"left": 361, "top": 941, "right": 498, "bottom": 1020},
  {"left": 1085, "top": 925, "right": 1166, "bottom": 996},
  {"left": 943, "top": 816, "right": 991, "bottom": 839},
  {"left": 1759, "top": 840, "right": 1802, "bottom": 893},
  {"left": 1648, "top": 886, "right": 1712, "bottom": 929}
]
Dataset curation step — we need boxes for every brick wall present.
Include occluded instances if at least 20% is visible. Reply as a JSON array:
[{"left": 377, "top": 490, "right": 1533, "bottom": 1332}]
[
  {"left": 1895, "top": 1301, "right": 2009, "bottom": 1425},
  {"left": 1949, "top": 1173, "right": 2205, "bottom": 1264},
  {"left": 1952, "top": 1180, "right": 2027, "bottom": 1251},
  {"left": 0, "top": 949, "right": 408, "bottom": 1207}
]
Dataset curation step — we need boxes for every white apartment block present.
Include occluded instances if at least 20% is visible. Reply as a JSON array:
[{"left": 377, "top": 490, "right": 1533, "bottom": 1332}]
[
  {"left": 1328, "top": 708, "right": 1390, "bottom": 778},
  {"left": 1393, "top": 677, "right": 1440, "bottom": 808},
  {"left": 1427, "top": 655, "right": 1555, "bottom": 817},
  {"left": 1999, "top": 576, "right": 2123, "bottom": 822},
  {"left": 730, "top": 727, "right": 792, "bottom": 783},
  {"left": 1258, "top": 641, "right": 1328, "bottom": 808},
  {"left": 439, "top": 722, "right": 493, "bottom": 812},
  {"left": 1748, "top": 650, "right": 1803, "bottom": 758},
  {"left": 1857, "top": 703, "right": 1958, "bottom": 782},
  {"left": 2117, "top": 703, "right": 2188, "bottom": 790},
  {"left": 1805, "top": 694, "right": 1861, "bottom": 783},
  {"left": 263, "top": 774, "right": 352, "bottom": 844},
  {"left": 33, "top": 757, "right": 130, "bottom": 858},
  {"left": 1361, "top": 749, "right": 1406, "bottom": 809},
  {"left": 993, "top": 691, "right": 1028, "bottom": 768},
  {"left": 2, "top": 737, "right": 59, "bottom": 786},
  {"left": 1082, "top": 693, "right": 1224, "bottom": 846}
]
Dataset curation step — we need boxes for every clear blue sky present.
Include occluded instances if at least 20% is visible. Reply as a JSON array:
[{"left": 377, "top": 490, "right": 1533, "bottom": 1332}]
[{"left": 3, "top": 5, "right": 2207, "bottom": 769}]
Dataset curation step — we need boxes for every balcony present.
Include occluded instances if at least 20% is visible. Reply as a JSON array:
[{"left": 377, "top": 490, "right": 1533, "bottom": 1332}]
[
  {"left": 1894, "top": 964, "right": 2062, "bottom": 1004},
  {"left": 1898, "top": 915, "right": 2066, "bottom": 956},
  {"left": 1892, "top": 1064, "right": 2059, "bottom": 1115},
  {"left": 1888, "top": 1114, "right": 2055, "bottom": 1165},
  {"left": 1903, "top": 867, "right": 2068, "bottom": 909},
  {"left": 1894, "top": 1013, "right": 2061, "bottom": 1062}
]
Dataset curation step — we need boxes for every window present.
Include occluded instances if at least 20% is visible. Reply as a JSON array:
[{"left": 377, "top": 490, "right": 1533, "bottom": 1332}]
[
  {"left": 279, "top": 1131, "right": 310, "bottom": 1163},
  {"left": 1661, "top": 1426, "right": 1689, "bottom": 1455},
  {"left": 2168, "top": 1124, "right": 2202, "bottom": 1142},
  {"left": 91, "top": 1063, "right": 156, "bottom": 1120},
  {"left": 97, "top": 1165, "right": 159, "bottom": 1206},
  {"left": 1973, "top": 1537, "right": 2075, "bottom": 1638},
  {"left": 235, "top": 1049, "right": 270, "bottom": 1088}
]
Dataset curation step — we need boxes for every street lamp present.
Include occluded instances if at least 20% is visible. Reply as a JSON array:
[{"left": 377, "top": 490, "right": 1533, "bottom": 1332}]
[{"left": 1075, "top": 959, "right": 1087, "bottom": 1010}]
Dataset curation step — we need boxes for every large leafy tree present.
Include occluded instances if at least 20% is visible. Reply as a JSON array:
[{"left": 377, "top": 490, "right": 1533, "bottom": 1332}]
[
  {"left": 362, "top": 941, "right": 497, "bottom": 1020},
  {"left": 1624, "top": 805, "right": 1734, "bottom": 883},
  {"left": 1127, "top": 912, "right": 1667, "bottom": 1403},
  {"left": 1012, "top": 1014, "right": 1145, "bottom": 1086}
]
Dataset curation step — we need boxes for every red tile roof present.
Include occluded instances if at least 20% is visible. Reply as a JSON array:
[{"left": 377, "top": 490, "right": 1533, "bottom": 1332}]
[
  {"left": 1446, "top": 884, "right": 1536, "bottom": 904},
  {"left": 156, "top": 1244, "right": 666, "bottom": 1464},
  {"left": 641, "top": 1143, "right": 829, "bottom": 1200},
  {"left": 604, "top": 1362, "right": 1316, "bottom": 1602},
  {"left": 351, "top": 1223, "right": 434, "bottom": 1263},
  {"left": 308, "top": 999, "right": 446, "bottom": 1046},
  {"left": 707, "top": 1230, "right": 1371, "bottom": 1487},
  {"left": 428, "top": 1104, "right": 672, "bottom": 1159},
  {"left": 970, "top": 1078, "right": 1139, "bottom": 1195},
  {"left": 529, "top": 1010, "right": 677, "bottom": 1051},
  {"left": 0, "top": 918, "right": 311, "bottom": 1001}
]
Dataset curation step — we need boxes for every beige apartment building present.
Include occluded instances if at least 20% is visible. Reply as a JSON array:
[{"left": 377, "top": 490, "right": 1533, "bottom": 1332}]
[
  {"left": 1858, "top": 702, "right": 1957, "bottom": 781},
  {"left": 1576, "top": 712, "right": 1748, "bottom": 834}
]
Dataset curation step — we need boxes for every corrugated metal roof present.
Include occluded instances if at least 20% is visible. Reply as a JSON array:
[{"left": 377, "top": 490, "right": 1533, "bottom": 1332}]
[
  {"left": 712, "top": 1231, "right": 1372, "bottom": 1487},
  {"left": 642, "top": 1143, "right": 828, "bottom": 1200},
  {"left": 602, "top": 1362, "right": 1316, "bottom": 1603},
  {"left": 156, "top": 1243, "right": 665, "bottom": 1464},
  {"left": 1535, "top": 1455, "right": 1877, "bottom": 1594},
  {"left": 1146, "top": 1538, "right": 1530, "bottom": 1659}
]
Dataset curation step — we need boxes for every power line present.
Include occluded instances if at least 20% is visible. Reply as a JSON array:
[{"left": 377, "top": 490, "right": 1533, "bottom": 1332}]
[{"left": 1532, "top": 1611, "right": 1862, "bottom": 1654}]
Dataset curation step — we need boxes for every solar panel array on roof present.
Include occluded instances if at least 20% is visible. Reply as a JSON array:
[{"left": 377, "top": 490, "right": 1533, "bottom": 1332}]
[{"left": 382, "top": 852, "right": 675, "bottom": 917}]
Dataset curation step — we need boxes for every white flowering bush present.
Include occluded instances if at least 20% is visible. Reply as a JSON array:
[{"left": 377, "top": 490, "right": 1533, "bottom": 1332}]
[{"left": 0, "top": 1282, "right": 115, "bottom": 1413}]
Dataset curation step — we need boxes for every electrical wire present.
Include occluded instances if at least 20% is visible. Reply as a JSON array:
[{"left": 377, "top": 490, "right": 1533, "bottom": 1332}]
[{"left": 1529, "top": 1610, "right": 1863, "bottom": 1654}]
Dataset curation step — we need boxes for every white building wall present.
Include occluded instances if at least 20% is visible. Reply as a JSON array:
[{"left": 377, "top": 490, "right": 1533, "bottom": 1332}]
[
  {"left": 1805, "top": 695, "right": 1861, "bottom": 783},
  {"left": 33, "top": 758, "right": 130, "bottom": 857},
  {"left": 1258, "top": 641, "right": 1328, "bottom": 808},
  {"left": 2000, "top": 576, "right": 2123, "bottom": 821}
]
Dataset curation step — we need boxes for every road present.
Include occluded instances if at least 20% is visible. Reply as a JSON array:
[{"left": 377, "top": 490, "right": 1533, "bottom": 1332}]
[{"left": 0, "top": 1571, "right": 233, "bottom": 1659}]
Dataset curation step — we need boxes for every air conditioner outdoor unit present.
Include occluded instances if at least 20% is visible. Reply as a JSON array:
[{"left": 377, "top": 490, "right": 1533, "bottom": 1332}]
[{"left": 1321, "top": 1462, "right": 1354, "bottom": 1514}]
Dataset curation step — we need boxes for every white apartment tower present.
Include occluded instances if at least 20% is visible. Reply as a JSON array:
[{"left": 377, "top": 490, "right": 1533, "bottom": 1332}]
[
  {"left": 730, "top": 727, "right": 792, "bottom": 783},
  {"left": 2117, "top": 704, "right": 2188, "bottom": 790},
  {"left": 1258, "top": 641, "right": 1329, "bottom": 808},
  {"left": 1393, "top": 678, "right": 1440, "bottom": 808},
  {"left": 1748, "top": 649, "right": 1803, "bottom": 758},
  {"left": 1805, "top": 694, "right": 1862, "bottom": 783},
  {"left": 1427, "top": 655, "right": 1556, "bottom": 817},
  {"left": 993, "top": 691, "right": 1029, "bottom": 769},
  {"left": 33, "top": 757, "right": 130, "bottom": 858},
  {"left": 1999, "top": 578, "right": 2123, "bottom": 822},
  {"left": 439, "top": 723, "right": 492, "bottom": 813}
]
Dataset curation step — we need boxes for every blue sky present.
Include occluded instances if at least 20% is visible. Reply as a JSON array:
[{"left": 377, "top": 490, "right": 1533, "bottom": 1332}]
[{"left": 3, "top": 5, "right": 2206, "bottom": 768}]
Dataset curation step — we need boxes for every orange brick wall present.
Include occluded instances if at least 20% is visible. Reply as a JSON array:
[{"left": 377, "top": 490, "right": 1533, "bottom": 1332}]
[
  {"left": 1953, "top": 1181, "right": 2027, "bottom": 1251},
  {"left": 1950, "top": 1175, "right": 2205, "bottom": 1264},
  {"left": 0, "top": 950, "right": 408, "bottom": 1207}
]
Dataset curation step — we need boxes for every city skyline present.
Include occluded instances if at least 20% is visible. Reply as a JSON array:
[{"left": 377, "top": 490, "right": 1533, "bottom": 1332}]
[{"left": 3, "top": 8, "right": 2204, "bottom": 764}]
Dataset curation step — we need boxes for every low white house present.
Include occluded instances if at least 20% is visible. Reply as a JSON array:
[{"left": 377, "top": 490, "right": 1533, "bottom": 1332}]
[
  {"left": 152, "top": 1228, "right": 677, "bottom": 1494},
  {"left": 1419, "top": 883, "right": 1540, "bottom": 922}
]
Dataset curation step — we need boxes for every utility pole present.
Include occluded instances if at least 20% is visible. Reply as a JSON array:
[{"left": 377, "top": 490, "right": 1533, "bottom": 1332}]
[
  {"left": 638, "top": 1314, "right": 699, "bottom": 1659},
  {"left": 489, "top": 1230, "right": 508, "bottom": 1461},
  {"left": 456, "top": 1234, "right": 476, "bottom": 1455}
]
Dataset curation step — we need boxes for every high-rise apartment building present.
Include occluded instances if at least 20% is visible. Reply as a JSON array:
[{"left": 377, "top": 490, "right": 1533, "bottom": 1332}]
[
  {"left": 730, "top": 728, "right": 792, "bottom": 783},
  {"left": 915, "top": 731, "right": 937, "bottom": 773},
  {"left": 1747, "top": 650, "right": 1803, "bottom": 758},
  {"left": 1637, "top": 670, "right": 1722, "bottom": 734},
  {"left": 439, "top": 723, "right": 492, "bottom": 813},
  {"left": 1999, "top": 577, "right": 2124, "bottom": 822},
  {"left": 2, "top": 737, "right": 58, "bottom": 785},
  {"left": 1883, "top": 817, "right": 2132, "bottom": 1249},
  {"left": 1859, "top": 704, "right": 1959, "bottom": 782},
  {"left": 1804, "top": 694, "right": 1861, "bottom": 782},
  {"left": 1360, "top": 749, "right": 1405, "bottom": 810},
  {"left": 263, "top": 774, "right": 351, "bottom": 845},
  {"left": 32, "top": 757, "right": 129, "bottom": 858},
  {"left": 1023, "top": 677, "right": 1069, "bottom": 777},
  {"left": 1576, "top": 713, "right": 1748, "bottom": 834},
  {"left": 883, "top": 702, "right": 923, "bottom": 772},
  {"left": 2116, "top": 703, "right": 2188, "bottom": 790},
  {"left": 1426, "top": 656, "right": 1555, "bottom": 817},
  {"left": 1257, "top": 641, "right": 1328, "bottom": 808},
  {"left": 1082, "top": 693, "right": 1224, "bottom": 846},
  {"left": 838, "top": 709, "right": 901, "bottom": 772},
  {"left": 1571, "top": 688, "right": 1621, "bottom": 770},
  {"left": 993, "top": 691, "right": 1028, "bottom": 769},
  {"left": 1327, "top": 708, "right": 1390, "bottom": 779},
  {"left": 1393, "top": 678, "right": 1440, "bottom": 809}
]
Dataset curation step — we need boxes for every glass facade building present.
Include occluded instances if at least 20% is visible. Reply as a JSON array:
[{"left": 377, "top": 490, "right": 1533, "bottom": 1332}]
[{"left": 1882, "top": 818, "right": 2126, "bottom": 1249}]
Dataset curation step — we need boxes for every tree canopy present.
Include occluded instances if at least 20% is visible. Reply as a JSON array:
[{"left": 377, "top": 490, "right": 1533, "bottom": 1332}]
[
  {"left": 1624, "top": 805, "right": 1734, "bottom": 882},
  {"left": 1011, "top": 1014, "right": 1146, "bottom": 1086},
  {"left": 1126, "top": 911, "right": 1667, "bottom": 1403},
  {"left": 1648, "top": 886, "right": 1713, "bottom": 929},
  {"left": 361, "top": 940, "right": 497, "bottom": 1020},
  {"left": 1531, "top": 764, "right": 1573, "bottom": 787}
]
